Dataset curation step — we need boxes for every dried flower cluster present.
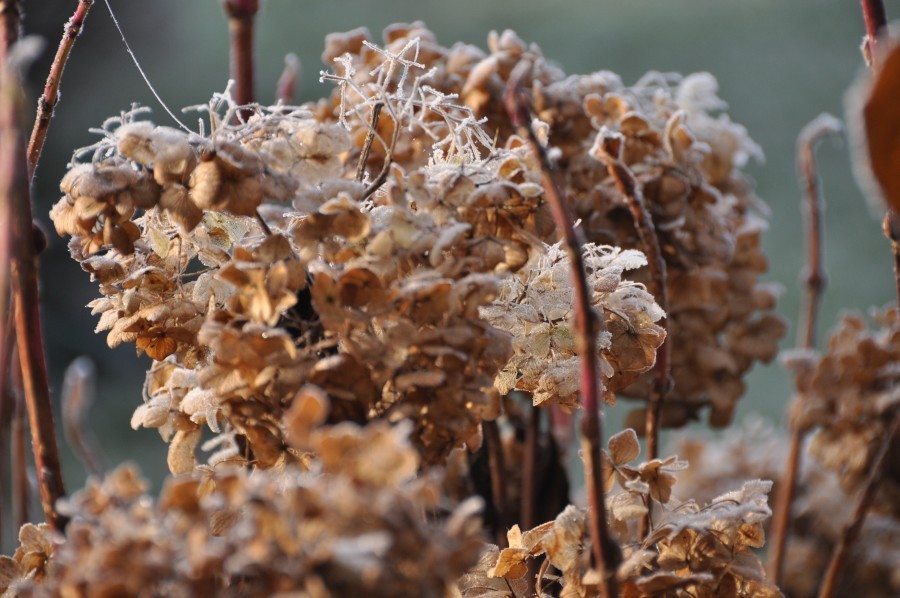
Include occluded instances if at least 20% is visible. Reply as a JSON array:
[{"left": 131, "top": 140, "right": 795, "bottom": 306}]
[
  {"left": 314, "top": 23, "right": 786, "bottom": 429},
  {"left": 673, "top": 420, "right": 900, "bottom": 598},
  {"left": 461, "top": 428, "right": 779, "bottom": 598},
  {"left": 2, "top": 416, "right": 482, "bottom": 597},
  {"left": 15, "top": 20, "right": 807, "bottom": 598},
  {"left": 785, "top": 306, "right": 900, "bottom": 514}
]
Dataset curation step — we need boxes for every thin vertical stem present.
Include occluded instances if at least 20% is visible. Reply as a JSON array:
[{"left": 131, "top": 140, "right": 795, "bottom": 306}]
[
  {"left": 592, "top": 134, "right": 670, "bottom": 463},
  {"left": 885, "top": 212, "right": 900, "bottom": 308},
  {"left": 276, "top": 53, "right": 300, "bottom": 104},
  {"left": 769, "top": 115, "right": 842, "bottom": 584},
  {"left": 817, "top": 415, "right": 899, "bottom": 598},
  {"left": 860, "top": 0, "right": 888, "bottom": 67},
  {"left": 0, "top": 0, "right": 22, "bottom": 50},
  {"left": 4, "top": 63, "right": 69, "bottom": 533},
  {"left": 482, "top": 419, "right": 508, "bottom": 548},
  {"left": 520, "top": 405, "right": 540, "bottom": 532},
  {"left": 505, "top": 61, "right": 621, "bottom": 597},
  {"left": 222, "top": 0, "right": 259, "bottom": 118},
  {"left": 10, "top": 350, "right": 29, "bottom": 530},
  {"left": 27, "top": 0, "right": 94, "bottom": 179}
]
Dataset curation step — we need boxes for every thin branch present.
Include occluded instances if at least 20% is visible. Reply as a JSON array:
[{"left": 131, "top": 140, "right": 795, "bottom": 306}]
[
  {"left": 62, "top": 357, "right": 106, "bottom": 478},
  {"left": 818, "top": 414, "right": 899, "bottom": 598},
  {"left": 884, "top": 212, "right": 900, "bottom": 307},
  {"left": 361, "top": 119, "right": 400, "bottom": 202},
  {"left": 521, "top": 405, "right": 540, "bottom": 598},
  {"left": 769, "top": 114, "right": 841, "bottom": 584},
  {"left": 275, "top": 53, "right": 300, "bottom": 104},
  {"left": 520, "top": 404, "right": 540, "bottom": 531},
  {"left": 27, "top": 0, "right": 94, "bottom": 179},
  {"left": 356, "top": 102, "right": 383, "bottom": 182},
  {"left": 593, "top": 132, "right": 670, "bottom": 462},
  {"left": 222, "top": 0, "right": 259, "bottom": 120},
  {"left": 0, "top": 0, "right": 22, "bottom": 50},
  {"left": 796, "top": 115, "right": 841, "bottom": 348},
  {"left": 860, "top": 0, "right": 888, "bottom": 68},
  {"left": 10, "top": 349, "right": 28, "bottom": 530},
  {"left": 482, "top": 419, "right": 508, "bottom": 548},
  {"left": 4, "top": 63, "right": 69, "bottom": 533},
  {"left": 505, "top": 60, "right": 621, "bottom": 597}
]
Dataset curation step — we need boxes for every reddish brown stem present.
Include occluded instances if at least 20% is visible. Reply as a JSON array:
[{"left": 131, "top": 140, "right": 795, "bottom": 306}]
[
  {"left": 4, "top": 64, "right": 69, "bottom": 533},
  {"left": 594, "top": 135, "right": 670, "bottom": 462},
  {"left": 482, "top": 419, "right": 508, "bottom": 548},
  {"left": 0, "top": 0, "right": 22, "bottom": 50},
  {"left": 818, "top": 415, "right": 899, "bottom": 598},
  {"left": 768, "top": 116, "right": 841, "bottom": 583},
  {"left": 276, "top": 53, "right": 300, "bottom": 104},
  {"left": 885, "top": 211, "right": 900, "bottom": 307},
  {"left": 520, "top": 405, "right": 540, "bottom": 532},
  {"left": 62, "top": 357, "right": 106, "bottom": 477},
  {"left": 10, "top": 350, "right": 29, "bottom": 530},
  {"left": 505, "top": 61, "right": 621, "bottom": 597},
  {"left": 27, "top": 0, "right": 93, "bottom": 179},
  {"left": 861, "top": 0, "right": 888, "bottom": 67},
  {"left": 223, "top": 0, "right": 259, "bottom": 119}
]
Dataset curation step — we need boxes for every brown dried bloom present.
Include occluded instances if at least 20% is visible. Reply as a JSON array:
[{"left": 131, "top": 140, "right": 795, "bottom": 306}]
[
  {"left": 785, "top": 306, "right": 900, "bottom": 513},
  {"left": 672, "top": 419, "right": 900, "bottom": 598},
  {"left": 482, "top": 243, "right": 665, "bottom": 409},
  {"left": 462, "top": 428, "right": 779, "bottom": 598},
  {"left": 11, "top": 417, "right": 483, "bottom": 597}
]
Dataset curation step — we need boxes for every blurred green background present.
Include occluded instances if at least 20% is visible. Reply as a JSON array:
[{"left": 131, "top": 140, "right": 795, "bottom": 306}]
[{"left": 19, "top": 1, "right": 895, "bottom": 497}]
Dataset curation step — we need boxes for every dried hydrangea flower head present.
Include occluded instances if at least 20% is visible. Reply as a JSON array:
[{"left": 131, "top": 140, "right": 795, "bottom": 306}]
[
  {"left": 672, "top": 419, "right": 900, "bottom": 598},
  {"left": 785, "top": 306, "right": 900, "bottom": 515},
  {"left": 5, "top": 417, "right": 483, "bottom": 597},
  {"left": 316, "top": 23, "right": 786, "bottom": 431},
  {"left": 460, "top": 428, "right": 779, "bottom": 598}
]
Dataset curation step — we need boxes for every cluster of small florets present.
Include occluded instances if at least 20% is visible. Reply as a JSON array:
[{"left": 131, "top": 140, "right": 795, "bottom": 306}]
[
  {"left": 314, "top": 22, "right": 785, "bottom": 431},
  {"left": 35, "top": 22, "right": 792, "bottom": 598},
  {"left": 672, "top": 419, "right": 900, "bottom": 598},
  {"left": 2, "top": 412, "right": 483, "bottom": 597},
  {"left": 459, "top": 428, "right": 779, "bottom": 598},
  {"left": 784, "top": 306, "right": 900, "bottom": 514}
]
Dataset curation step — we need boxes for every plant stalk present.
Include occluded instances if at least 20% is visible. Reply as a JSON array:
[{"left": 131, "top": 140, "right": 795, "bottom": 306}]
[
  {"left": 0, "top": 0, "right": 22, "bottom": 50},
  {"left": 482, "top": 419, "right": 508, "bottom": 548},
  {"left": 276, "top": 53, "right": 300, "bottom": 104},
  {"left": 595, "top": 141, "right": 670, "bottom": 463},
  {"left": 4, "top": 62, "right": 69, "bottom": 533},
  {"left": 505, "top": 60, "right": 621, "bottom": 597},
  {"left": 769, "top": 115, "right": 841, "bottom": 584},
  {"left": 817, "top": 415, "right": 899, "bottom": 598},
  {"left": 861, "top": 0, "right": 888, "bottom": 67},
  {"left": 27, "top": 0, "right": 93, "bottom": 179},
  {"left": 223, "top": 0, "right": 259, "bottom": 117}
]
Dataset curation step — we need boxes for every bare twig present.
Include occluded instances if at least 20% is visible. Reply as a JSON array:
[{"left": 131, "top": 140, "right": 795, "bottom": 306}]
[
  {"left": 593, "top": 132, "right": 670, "bottom": 463},
  {"left": 4, "top": 63, "right": 69, "bottom": 533},
  {"left": 27, "top": 0, "right": 93, "bottom": 179},
  {"left": 356, "top": 102, "right": 383, "bottom": 182},
  {"left": 0, "top": 0, "right": 22, "bottom": 50},
  {"left": 768, "top": 115, "right": 841, "bottom": 584},
  {"left": 860, "top": 0, "right": 888, "bottom": 67},
  {"left": 222, "top": 0, "right": 259, "bottom": 120},
  {"left": 520, "top": 405, "right": 540, "bottom": 532},
  {"left": 818, "top": 414, "right": 900, "bottom": 598},
  {"left": 482, "top": 419, "right": 508, "bottom": 548},
  {"left": 10, "top": 349, "right": 29, "bottom": 530},
  {"left": 361, "top": 119, "right": 400, "bottom": 202},
  {"left": 62, "top": 357, "right": 106, "bottom": 477},
  {"left": 505, "top": 60, "right": 621, "bottom": 597},
  {"left": 521, "top": 405, "right": 540, "bottom": 598},
  {"left": 885, "top": 212, "right": 900, "bottom": 307},
  {"left": 275, "top": 53, "right": 300, "bottom": 104}
]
